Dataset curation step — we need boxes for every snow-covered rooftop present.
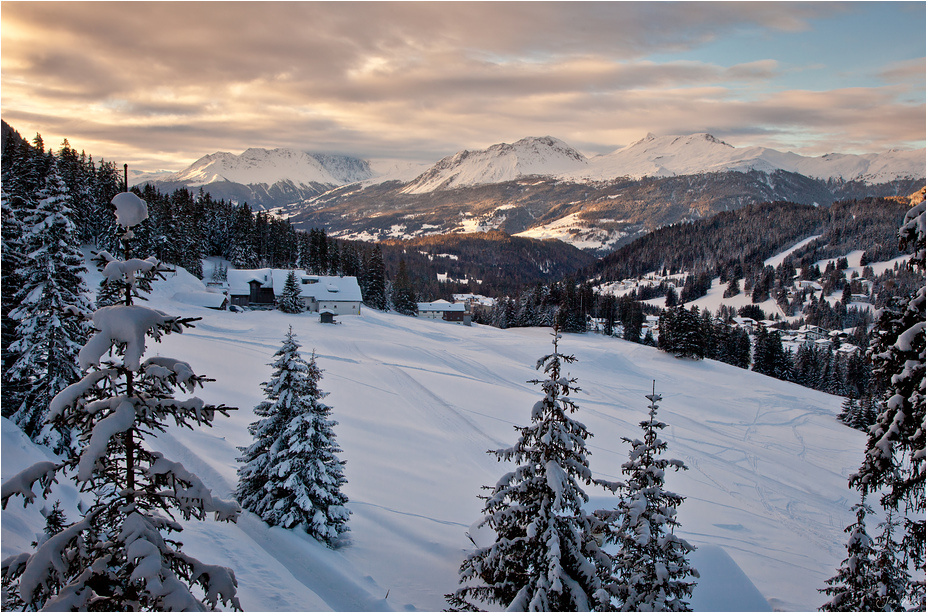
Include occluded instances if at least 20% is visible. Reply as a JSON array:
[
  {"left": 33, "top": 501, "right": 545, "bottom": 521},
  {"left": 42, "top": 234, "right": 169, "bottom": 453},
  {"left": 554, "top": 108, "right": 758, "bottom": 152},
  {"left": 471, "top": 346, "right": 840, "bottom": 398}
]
[
  {"left": 227, "top": 269, "right": 363, "bottom": 303},
  {"left": 418, "top": 300, "right": 466, "bottom": 312}
]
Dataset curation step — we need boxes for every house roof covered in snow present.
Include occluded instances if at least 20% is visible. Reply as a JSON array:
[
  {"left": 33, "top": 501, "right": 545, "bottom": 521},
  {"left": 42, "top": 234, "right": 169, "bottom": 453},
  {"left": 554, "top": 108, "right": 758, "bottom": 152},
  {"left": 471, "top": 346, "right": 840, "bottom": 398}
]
[
  {"left": 269, "top": 270, "right": 363, "bottom": 302},
  {"left": 227, "top": 268, "right": 274, "bottom": 295},
  {"left": 227, "top": 269, "right": 362, "bottom": 302},
  {"left": 418, "top": 300, "right": 466, "bottom": 312}
]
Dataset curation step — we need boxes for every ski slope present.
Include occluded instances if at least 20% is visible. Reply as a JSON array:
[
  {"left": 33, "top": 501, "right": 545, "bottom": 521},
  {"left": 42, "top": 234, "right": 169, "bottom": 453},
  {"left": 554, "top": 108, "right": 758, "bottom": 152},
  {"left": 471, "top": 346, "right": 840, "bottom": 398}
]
[{"left": 1, "top": 264, "right": 867, "bottom": 611}]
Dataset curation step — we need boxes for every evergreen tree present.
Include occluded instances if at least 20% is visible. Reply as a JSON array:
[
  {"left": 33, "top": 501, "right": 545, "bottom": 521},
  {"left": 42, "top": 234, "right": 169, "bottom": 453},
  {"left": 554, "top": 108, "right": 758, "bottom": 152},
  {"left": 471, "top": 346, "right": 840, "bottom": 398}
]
[
  {"left": 556, "top": 281, "right": 586, "bottom": 333},
  {"left": 752, "top": 328, "right": 793, "bottom": 381},
  {"left": 55, "top": 140, "right": 94, "bottom": 246},
  {"left": 659, "top": 306, "right": 705, "bottom": 359},
  {"left": 87, "top": 159, "right": 122, "bottom": 252},
  {"left": 1, "top": 188, "right": 27, "bottom": 417},
  {"left": 716, "top": 325, "right": 751, "bottom": 370},
  {"left": 448, "top": 331, "right": 612, "bottom": 611},
  {"left": 723, "top": 277, "right": 740, "bottom": 298},
  {"left": 2, "top": 135, "right": 42, "bottom": 418},
  {"left": 277, "top": 270, "right": 304, "bottom": 314},
  {"left": 361, "top": 245, "right": 388, "bottom": 310},
  {"left": 820, "top": 499, "right": 909, "bottom": 611},
  {"left": 0, "top": 190, "right": 241, "bottom": 611},
  {"left": 391, "top": 259, "right": 418, "bottom": 316},
  {"left": 855, "top": 396, "right": 879, "bottom": 433},
  {"left": 600, "top": 293, "right": 617, "bottom": 337},
  {"left": 657, "top": 308, "right": 676, "bottom": 354},
  {"left": 6, "top": 158, "right": 92, "bottom": 451},
  {"left": 327, "top": 241, "right": 341, "bottom": 276},
  {"left": 870, "top": 509, "right": 911, "bottom": 610},
  {"left": 837, "top": 397, "right": 861, "bottom": 431},
  {"left": 622, "top": 302, "right": 644, "bottom": 343},
  {"left": 819, "top": 499, "right": 880, "bottom": 611},
  {"left": 41, "top": 500, "right": 69, "bottom": 540},
  {"left": 599, "top": 385, "right": 698, "bottom": 611},
  {"left": 229, "top": 202, "right": 259, "bottom": 268},
  {"left": 236, "top": 327, "right": 350, "bottom": 546},
  {"left": 850, "top": 201, "right": 925, "bottom": 607}
]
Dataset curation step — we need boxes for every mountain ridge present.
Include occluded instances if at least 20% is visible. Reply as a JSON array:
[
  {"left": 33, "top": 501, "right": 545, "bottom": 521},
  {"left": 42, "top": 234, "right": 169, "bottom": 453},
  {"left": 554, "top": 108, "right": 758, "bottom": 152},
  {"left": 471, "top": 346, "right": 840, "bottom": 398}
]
[
  {"left": 568, "top": 132, "right": 925, "bottom": 184},
  {"left": 138, "top": 133, "right": 925, "bottom": 196},
  {"left": 134, "top": 132, "right": 925, "bottom": 253}
]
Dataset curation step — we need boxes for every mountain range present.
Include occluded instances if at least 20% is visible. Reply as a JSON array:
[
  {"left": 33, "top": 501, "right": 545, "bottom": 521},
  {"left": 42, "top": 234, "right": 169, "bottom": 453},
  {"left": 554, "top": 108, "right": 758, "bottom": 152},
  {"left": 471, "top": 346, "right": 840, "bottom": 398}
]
[{"left": 139, "top": 133, "right": 925, "bottom": 253}]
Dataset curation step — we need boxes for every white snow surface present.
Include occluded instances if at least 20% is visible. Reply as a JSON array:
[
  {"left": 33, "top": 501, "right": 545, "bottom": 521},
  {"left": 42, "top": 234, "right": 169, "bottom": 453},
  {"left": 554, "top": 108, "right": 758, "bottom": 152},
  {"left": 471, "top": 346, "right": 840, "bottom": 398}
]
[
  {"left": 569, "top": 133, "right": 926, "bottom": 183},
  {"left": 0, "top": 258, "right": 871, "bottom": 612}
]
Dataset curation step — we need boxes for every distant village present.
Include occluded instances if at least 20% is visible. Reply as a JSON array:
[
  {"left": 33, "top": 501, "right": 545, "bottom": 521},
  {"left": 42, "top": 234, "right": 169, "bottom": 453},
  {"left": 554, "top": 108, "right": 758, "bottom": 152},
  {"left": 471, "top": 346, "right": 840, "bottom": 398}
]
[{"left": 186, "top": 262, "right": 864, "bottom": 361}]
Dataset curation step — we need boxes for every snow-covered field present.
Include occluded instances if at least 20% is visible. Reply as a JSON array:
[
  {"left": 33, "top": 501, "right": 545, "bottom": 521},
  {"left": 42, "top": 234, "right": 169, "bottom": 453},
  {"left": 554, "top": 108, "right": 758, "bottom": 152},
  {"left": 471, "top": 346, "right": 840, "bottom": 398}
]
[{"left": 1, "top": 262, "right": 867, "bottom": 612}]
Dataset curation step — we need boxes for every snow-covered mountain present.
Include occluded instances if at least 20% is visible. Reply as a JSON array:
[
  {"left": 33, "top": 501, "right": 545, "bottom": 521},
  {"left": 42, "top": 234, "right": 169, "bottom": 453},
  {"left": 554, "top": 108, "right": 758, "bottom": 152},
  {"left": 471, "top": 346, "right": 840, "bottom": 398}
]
[
  {"left": 133, "top": 132, "right": 923, "bottom": 251},
  {"left": 286, "top": 134, "right": 922, "bottom": 252},
  {"left": 569, "top": 132, "right": 926, "bottom": 183},
  {"left": 400, "top": 136, "right": 589, "bottom": 194},
  {"left": 138, "top": 147, "right": 375, "bottom": 210},
  {"left": 162, "top": 147, "right": 374, "bottom": 187}
]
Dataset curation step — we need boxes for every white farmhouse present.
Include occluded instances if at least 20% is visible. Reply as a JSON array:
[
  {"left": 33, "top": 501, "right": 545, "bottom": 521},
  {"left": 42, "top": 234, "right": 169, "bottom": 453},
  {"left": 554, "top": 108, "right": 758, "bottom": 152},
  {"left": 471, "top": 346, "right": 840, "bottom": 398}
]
[
  {"left": 417, "top": 299, "right": 470, "bottom": 324},
  {"left": 228, "top": 268, "right": 363, "bottom": 315},
  {"left": 274, "top": 271, "right": 363, "bottom": 315}
]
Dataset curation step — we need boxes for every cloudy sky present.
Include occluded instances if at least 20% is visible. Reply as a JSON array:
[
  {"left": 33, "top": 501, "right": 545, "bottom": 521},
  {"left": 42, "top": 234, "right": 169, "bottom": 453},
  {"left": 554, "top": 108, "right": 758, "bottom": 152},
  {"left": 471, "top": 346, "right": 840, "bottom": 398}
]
[{"left": 2, "top": 1, "right": 924, "bottom": 171}]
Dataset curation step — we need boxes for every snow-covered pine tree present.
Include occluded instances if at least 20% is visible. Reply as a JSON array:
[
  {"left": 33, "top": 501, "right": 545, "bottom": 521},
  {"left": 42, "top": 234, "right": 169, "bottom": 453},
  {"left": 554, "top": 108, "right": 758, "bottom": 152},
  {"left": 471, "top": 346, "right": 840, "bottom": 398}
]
[
  {"left": 837, "top": 397, "right": 861, "bottom": 430},
  {"left": 819, "top": 498, "right": 879, "bottom": 611},
  {"left": 869, "top": 509, "right": 910, "bottom": 610},
  {"left": 278, "top": 270, "right": 305, "bottom": 314},
  {"left": 849, "top": 200, "right": 925, "bottom": 608},
  {"left": 0, "top": 190, "right": 242, "bottom": 611},
  {"left": 236, "top": 327, "right": 350, "bottom": 547},
  {"left": 819, "top": 498, "right": 909, "bottom": 611},
  {"left": 447, "top": 330, "right": 612, "bottom": 611},
  {"left": 599, "top": 384, "right": 698, "bottom": 612},
  {"left": 6, "top": 157, "right": 92, "bottom": 452},
  {"left": 1, "top": 188, "right": 27, "bottom": 417},
  {"left": 855, "top": 396, "right": 879, "bottom": 433},
  {"left": 40, "top": 500, "right": 69, "bottom": 540},
  {"left": 673, "top": 306, "right": 706, "bottom": 360}
]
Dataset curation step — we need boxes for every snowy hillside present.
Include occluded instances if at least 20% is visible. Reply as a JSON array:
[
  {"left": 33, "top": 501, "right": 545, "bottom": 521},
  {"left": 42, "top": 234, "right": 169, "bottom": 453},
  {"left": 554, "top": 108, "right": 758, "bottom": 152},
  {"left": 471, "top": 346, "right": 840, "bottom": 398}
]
[
  {"left": 400, "top": 136, "right": 589, "bottom": 194},
  {"left": 149, "top": 148, "right": 374, "bottom": 188},
  {"left": 0, "top": 258, "right": 869, "bottom": 612},
  {"left": 569, "top": 133, "right": 926, "bottom": 182}
]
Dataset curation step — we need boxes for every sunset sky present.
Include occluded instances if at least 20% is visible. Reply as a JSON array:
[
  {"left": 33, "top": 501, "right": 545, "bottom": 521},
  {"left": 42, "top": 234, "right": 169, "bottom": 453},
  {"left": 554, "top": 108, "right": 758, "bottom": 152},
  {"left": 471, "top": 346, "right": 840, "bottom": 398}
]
[{"left": 2, "top": 1, "right": 924, "bottom": 171}]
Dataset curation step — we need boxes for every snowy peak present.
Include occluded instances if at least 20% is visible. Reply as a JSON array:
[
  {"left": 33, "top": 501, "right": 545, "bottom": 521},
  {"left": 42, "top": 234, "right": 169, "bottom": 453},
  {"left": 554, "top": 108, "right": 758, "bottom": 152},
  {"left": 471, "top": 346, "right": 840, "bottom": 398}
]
[
  {"left": 628, "top": 132, "right": 734, "bottom": 151},
  {"left": 572, "top": 133, "right": 925, "bottom": 182},
  {"left": 576, "top": 132, "right": 772, "bottom": 180},
  {"left": 401, "top": 136, "right": 588, "bottom": 194},
  {"left": 165, "top": 147, "right": 374, "bottom": 187}
]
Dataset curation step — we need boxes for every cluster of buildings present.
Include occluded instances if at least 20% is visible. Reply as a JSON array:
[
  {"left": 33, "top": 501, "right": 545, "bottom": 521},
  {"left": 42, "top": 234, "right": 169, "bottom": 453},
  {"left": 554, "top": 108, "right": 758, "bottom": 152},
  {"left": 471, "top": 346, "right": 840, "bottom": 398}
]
[{"left": 196, "top": 267, "right": 489, "bottom": 325}]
